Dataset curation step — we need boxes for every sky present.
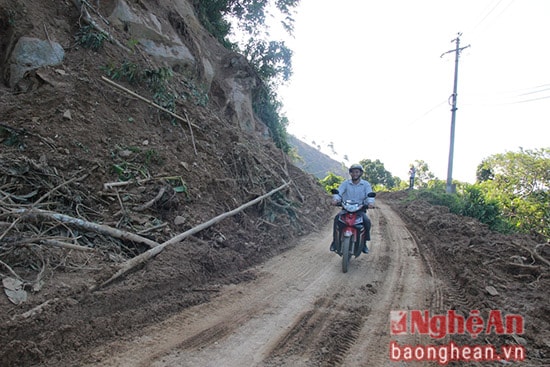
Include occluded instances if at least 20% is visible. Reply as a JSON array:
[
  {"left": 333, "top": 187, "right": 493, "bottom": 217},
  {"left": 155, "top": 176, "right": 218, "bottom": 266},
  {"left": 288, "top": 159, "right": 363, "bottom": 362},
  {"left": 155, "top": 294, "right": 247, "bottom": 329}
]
[{"left": 275, "top": 0, "right": 550, "bottom": 183}]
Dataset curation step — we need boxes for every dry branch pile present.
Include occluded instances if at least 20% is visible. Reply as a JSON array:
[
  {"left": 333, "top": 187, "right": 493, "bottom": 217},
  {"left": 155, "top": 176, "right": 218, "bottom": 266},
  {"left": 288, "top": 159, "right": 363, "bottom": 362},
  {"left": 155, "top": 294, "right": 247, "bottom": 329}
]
[
  {"left": 0, "top": 150, "right": 296, "bottom": 301},
  {"left": 0, "top": 154, "right": 130, "bottom": 299}
]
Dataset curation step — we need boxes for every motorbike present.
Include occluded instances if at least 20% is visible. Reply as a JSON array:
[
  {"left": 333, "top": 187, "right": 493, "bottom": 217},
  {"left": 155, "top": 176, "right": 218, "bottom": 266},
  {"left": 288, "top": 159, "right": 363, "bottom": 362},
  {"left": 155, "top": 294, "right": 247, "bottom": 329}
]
[{"left": 331, "top": 189, "right": 376, "bottom": 273}]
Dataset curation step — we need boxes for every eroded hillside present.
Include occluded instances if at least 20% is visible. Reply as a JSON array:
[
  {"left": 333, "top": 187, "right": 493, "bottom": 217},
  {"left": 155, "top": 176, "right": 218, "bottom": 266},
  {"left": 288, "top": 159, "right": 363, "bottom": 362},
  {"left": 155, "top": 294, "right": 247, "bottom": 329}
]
[
  {"left": 0, "top": 1, "right": 331, "bottom": 365},
  {"left": 0, "top": 1, "right": 548, "bottom": 366}
]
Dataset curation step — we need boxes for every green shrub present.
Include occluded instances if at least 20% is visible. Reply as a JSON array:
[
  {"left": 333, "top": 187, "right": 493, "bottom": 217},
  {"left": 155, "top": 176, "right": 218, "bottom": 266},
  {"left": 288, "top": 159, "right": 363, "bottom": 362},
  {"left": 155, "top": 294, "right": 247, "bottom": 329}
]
[
  {"left": 76, "top": 26, "right": 108, "bottom": 51},
  {"left": 412, "top": 182, "right": 512, "bottom": 233},
  {"left": 319, "top": 173, "right": 344, "bottom": 194}
]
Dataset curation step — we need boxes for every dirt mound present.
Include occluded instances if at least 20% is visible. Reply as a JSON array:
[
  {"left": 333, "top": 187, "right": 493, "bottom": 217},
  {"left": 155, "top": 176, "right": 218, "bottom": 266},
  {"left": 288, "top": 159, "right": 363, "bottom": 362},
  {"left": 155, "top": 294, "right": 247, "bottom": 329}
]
[
  {"left": 382, "top": 191, "right": 550, "bottom": 364},
  {"left": 0, "top": 1, "right": 332, "bottom": 366},
  {"left": 1, "top": 1, "right": 548, "bottom": 366}
]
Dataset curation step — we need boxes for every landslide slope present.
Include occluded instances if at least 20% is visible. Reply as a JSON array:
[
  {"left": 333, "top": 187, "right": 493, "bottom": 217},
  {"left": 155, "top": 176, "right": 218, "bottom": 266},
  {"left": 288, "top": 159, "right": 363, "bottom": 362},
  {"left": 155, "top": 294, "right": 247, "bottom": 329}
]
[
  {"left": 1, "top": 1, "right": 548, "bottom": 367},
  {"left": 0, "top": 1, "right": 331, "bottom": 365},
  {"left": 383, "top": 191, "right": 549, "bottom": 366}
]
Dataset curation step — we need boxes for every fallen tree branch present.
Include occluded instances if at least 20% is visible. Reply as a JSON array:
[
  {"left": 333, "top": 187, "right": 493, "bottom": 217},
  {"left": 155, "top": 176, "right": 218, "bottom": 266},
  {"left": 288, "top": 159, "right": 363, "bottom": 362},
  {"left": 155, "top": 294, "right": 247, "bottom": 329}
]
[
  {"left": 183, "top": 111, "right": 198, "bottom": 156},
  {"left": 0, "top": 259, "right": 23, "bottom": 280},
  {"left": 137, "top": 222, "right": 168, "bottom": 235},
  {"left": 34, "top": 168, "right": 93, "bottom": 207},
  {"left": 133, "top": 186, "right": 167, "bottom": 212},
  {"left": 506, "top": 262, "right": 545, "bottom": 275},
  {"left": 511, "top": 240, "right": 550, "bottom": 267},
  {"left": 103, "top": 175, "right": 184, "bottom": 190},
  {"left": 101, "top": 76, "right": 201, "bottom": 130},
  {"left": 39, "top": 239, "right": 95, "bottom": 252},
  {"left": 71, "top": 0, "right": 130, "bottom": 52},
  {"left": 15, "top": 298, "right": 59, "bottom": 320},
  {"left": 1, "top": 168, "right": 93, "bottom": 242},
  {"left": 81, "top": 0, "right": 110, "bottom": 25},
  {"left": 103, "top": 177, "right": 153, "bottom": 190},
  {"left": 92, "top": 181, "right": 291, "bottom": 291},
  {"left": 12, "top": 209, "right": 160, "bottom": 249},
  {"left": 0, "top": 217, "right": 22, "bottom": 243}
]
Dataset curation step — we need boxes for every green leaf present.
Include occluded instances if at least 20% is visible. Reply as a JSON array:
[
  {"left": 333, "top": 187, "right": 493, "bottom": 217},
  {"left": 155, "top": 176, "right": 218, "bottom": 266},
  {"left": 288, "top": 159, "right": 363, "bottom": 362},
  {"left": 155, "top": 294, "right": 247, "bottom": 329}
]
[{"left": 173, "top": 186, "right": 187, "bottom": 193}]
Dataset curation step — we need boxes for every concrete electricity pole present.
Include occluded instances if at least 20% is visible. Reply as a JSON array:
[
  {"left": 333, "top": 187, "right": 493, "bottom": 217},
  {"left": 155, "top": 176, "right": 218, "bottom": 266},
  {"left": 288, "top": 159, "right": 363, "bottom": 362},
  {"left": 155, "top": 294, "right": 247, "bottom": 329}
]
[{"left": 441, "top": 33, "right": 470, "bottom": 193}]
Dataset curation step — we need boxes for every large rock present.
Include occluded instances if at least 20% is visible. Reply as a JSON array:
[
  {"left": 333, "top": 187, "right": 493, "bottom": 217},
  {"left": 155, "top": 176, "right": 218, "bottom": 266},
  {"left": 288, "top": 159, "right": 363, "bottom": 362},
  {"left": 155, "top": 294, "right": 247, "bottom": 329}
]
[
  {"left": 105, "top": 0, "right": 263, "bottom": 134},
  {"left": 107, "top": 0, "right": 196, "bottom": 73},
  {"left": 9, "top": 36, "right": 64, "bottom": 87},
  {"left": 3, "top": 0, "right": 268, "bottom": 134}
]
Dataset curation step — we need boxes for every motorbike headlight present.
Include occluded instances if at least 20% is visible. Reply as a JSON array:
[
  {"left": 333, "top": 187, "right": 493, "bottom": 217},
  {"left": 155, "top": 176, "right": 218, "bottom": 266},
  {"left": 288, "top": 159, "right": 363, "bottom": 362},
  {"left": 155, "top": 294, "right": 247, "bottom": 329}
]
[{"left": 343, "top": 202, "right": 361, "bottom": 212}]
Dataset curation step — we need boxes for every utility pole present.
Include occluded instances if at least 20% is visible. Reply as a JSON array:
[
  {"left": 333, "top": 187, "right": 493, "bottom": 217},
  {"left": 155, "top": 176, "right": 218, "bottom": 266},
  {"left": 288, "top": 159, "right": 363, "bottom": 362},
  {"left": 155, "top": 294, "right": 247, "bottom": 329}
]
[{"left": 441, "top": 33, "right": 470, "bottom": 193}]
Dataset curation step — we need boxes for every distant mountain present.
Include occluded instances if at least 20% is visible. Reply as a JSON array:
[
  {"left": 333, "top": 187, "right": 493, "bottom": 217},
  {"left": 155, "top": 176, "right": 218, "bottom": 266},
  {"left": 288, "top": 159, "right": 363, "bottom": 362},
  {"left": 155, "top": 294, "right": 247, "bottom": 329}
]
[{"left": 288, "top": 135, "right": 348, "bottom": 179}]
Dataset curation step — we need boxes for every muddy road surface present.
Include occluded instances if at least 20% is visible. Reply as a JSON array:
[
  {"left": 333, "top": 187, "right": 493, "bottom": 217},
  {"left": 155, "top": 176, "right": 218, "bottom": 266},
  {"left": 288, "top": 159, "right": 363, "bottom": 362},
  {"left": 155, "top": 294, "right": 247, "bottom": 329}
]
[{"left": 82, "top": 201, "right": 434, "bottom": 366}]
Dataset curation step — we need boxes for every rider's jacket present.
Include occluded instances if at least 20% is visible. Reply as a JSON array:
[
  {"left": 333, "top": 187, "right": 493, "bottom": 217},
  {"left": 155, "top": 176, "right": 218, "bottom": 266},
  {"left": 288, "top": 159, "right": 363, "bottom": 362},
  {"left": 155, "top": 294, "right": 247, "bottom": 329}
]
[{"left": 333, "top": 179, "right": 375, "bottom": 206}]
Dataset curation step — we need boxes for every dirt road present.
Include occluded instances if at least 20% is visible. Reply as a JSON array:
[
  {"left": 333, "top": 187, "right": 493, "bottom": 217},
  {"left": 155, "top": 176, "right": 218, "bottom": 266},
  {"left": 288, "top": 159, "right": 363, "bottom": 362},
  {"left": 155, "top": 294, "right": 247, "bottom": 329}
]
[{"left": 83, "top": 200, "right": 434, "bottom": 366}]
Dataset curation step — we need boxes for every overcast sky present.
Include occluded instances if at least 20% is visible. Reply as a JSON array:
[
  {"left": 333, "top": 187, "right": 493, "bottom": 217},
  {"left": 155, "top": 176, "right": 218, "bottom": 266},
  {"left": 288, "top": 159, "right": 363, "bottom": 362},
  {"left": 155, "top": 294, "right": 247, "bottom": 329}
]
[{"left": 276, "top": 0, "right": 550, "bottom": 183}]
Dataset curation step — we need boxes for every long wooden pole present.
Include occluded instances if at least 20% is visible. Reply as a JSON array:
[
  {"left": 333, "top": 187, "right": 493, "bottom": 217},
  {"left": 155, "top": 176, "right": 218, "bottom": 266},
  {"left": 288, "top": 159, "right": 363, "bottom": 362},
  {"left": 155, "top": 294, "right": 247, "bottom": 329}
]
[
  {"left": 92, "top": 181, "right": 291, "bottom": 290},
  {"left": 100, "top": 76, "right": 201, "bottom": 130},
  {"left": 12, "top": 209, "right": 161, "bottom": 248}
]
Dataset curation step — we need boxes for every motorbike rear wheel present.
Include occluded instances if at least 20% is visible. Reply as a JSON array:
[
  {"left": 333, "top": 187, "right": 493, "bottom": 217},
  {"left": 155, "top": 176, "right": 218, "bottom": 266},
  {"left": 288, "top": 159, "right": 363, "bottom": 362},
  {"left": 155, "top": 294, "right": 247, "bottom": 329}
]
[{"left": 341, "top": 236, "right": 352, "bottom": 273}]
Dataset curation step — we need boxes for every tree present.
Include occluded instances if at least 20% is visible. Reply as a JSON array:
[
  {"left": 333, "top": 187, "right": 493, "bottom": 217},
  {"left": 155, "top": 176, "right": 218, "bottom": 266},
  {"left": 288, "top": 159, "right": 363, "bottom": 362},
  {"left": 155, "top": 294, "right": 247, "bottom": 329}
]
[
  {"left": 252, "top": 84, "right": 290, "bottom": 151},
  {"left": 359, "top": 159, "right": 396, "bottom": 189},
  {"left": 192, "top": 0, "right": 300, "bottom": 152},
  {"left": 476, "top": 147, "right": 549, "bottom": 238},
  {"left": 320, "top": 172, "right": 344, "bottom": 193},
  {"left": 243, "top": 38, "right": 293, "bottom": 88},
  {"left": 193, "top": 0, "right": 297, "bottom": 85},
  {"left": 412, "top": 160, "right": 435, "bottom": 188},
  {"left": 327, "top": 141, "right": 336, "bottom": 156},
  {"left": 192, "top": 0, "right": 299, "bottom": 42}
]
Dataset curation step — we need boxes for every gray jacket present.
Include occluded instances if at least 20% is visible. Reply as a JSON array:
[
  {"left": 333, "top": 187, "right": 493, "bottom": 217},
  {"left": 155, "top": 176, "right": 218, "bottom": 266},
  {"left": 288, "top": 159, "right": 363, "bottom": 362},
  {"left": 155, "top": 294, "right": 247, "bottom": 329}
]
[{"left": 333, "top": 179, "right": 375, "bottom": 206}]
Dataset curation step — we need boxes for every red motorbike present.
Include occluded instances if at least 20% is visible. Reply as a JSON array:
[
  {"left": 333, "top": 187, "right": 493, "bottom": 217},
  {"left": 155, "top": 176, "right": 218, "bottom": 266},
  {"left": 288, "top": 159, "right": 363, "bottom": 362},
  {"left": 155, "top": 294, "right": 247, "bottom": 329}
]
[{"left": 331, "top": 190, "right": 376, "bottom": 273}]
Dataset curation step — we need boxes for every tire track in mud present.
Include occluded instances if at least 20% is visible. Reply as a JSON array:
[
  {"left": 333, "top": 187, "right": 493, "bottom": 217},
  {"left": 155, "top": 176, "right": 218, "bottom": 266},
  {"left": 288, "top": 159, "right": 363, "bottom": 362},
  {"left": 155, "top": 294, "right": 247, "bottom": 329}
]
[
  {"left": 408, "top": 227, "right": 478, "bottom": 313},
  {"left": 339, "top": 202, "right": 436, "bottom": 367},
  {"left": 82, "top": 201, "right": 435, "bottom": 367},
  {"left": 83, "top": 222, "right": 344, "bottom": 367},
  {"left": 261, "top": 203, "right": 437, "bottom": 366},
  {"left": 262, "top": 295, "right": 372, "bottom": 367}
]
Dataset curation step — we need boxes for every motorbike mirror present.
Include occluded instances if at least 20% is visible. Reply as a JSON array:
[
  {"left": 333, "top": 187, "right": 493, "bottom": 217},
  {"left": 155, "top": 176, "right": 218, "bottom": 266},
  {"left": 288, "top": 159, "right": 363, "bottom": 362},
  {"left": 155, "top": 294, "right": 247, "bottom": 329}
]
[
  {"left": 367, "top": 192, "right": 376, "bottom": 198},
  {"left": 330, "top": 189, "right": 339, "bottom": 195}
]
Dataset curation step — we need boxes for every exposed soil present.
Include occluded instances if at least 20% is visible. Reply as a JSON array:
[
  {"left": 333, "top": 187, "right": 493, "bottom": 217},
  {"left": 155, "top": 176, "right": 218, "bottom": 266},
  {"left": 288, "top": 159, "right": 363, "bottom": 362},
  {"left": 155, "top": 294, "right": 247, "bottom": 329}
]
[
  {"left": 383, "top": 192, "right": 550, "bottom": 364},
  {"left": 0, "top": 1, "right": 548, "bottom": 366},
  {"left": 76, "top": 200, "right": 433, "bottom": 367}
]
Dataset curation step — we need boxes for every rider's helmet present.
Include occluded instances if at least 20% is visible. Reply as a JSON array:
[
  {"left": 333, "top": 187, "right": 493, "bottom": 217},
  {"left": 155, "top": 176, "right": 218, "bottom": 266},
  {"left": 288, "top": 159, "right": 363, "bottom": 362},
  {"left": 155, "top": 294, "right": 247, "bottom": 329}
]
[{"left": 348, "top": 164, "right": 364, "bottom": 173}]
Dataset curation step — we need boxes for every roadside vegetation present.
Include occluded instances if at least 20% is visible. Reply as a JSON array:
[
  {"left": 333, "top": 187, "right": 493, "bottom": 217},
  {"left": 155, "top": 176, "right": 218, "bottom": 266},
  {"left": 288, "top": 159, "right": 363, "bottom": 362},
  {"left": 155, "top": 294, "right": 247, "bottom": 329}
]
[
  {"left": 193, "top": 2, "right": 549, "bottom": 240},
  {"left": 319, "top": 148, "right": 549, "bottom": 240},
  {"left": 192, "top": 0, "right": 298, "bottom": 152},
  {"left": 76, "top": 0, "right": 297, "bottom": 152}
]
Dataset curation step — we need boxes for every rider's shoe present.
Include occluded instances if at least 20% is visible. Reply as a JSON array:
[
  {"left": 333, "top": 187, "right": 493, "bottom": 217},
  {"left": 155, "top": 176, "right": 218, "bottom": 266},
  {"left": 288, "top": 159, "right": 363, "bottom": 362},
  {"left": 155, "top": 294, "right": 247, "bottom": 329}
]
[
  {"left": 362, "top": 244, "right": 369, "bottom": 254},
  {"left": 330, "top": 242, "right": 336, "bottom": 252}
]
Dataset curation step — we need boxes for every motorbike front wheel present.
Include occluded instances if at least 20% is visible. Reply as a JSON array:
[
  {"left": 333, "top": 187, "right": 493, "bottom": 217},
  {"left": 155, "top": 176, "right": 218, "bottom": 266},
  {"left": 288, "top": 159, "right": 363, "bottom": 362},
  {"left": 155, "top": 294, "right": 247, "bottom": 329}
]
[{"left": 341, "top": 236, "right": 352, "bottom": 273}]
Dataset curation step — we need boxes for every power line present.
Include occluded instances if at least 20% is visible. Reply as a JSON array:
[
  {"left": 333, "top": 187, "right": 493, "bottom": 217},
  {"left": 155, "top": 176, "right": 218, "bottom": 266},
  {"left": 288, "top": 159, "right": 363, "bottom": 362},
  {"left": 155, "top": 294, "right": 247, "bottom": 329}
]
[
  {"left": 462, "top": 83, "right": 550, "bottom": 106},
  {"left": 519, "top": 85, "right": 550, "bottom": 96},
  {"left": 506, "top": 94, "right": 550, "bottom": 104},
  {"left": 462, "top": 94, "right": 550, "bottom": 107},
  {"left": 467, "top": 0, "right": 516, "bottom": 40},
  {"left": 470, "top": 0, "right": 506, "bottom": 33},
  {"left": 484, "top": 83, "right": 550, "bottom": 96},
  {"left": 405, "top": 100, "right": 448, "bottom": 127},
  {"left": 462, "top": 84, "right": 550, "bottom": 98}
]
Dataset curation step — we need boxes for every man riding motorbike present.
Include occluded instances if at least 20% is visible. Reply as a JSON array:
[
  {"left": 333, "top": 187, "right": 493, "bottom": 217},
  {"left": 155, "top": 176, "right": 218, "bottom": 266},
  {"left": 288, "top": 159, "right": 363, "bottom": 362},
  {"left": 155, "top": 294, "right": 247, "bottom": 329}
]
[{"left": 330, "top": 163, "right": 375, "bottom": 254}]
